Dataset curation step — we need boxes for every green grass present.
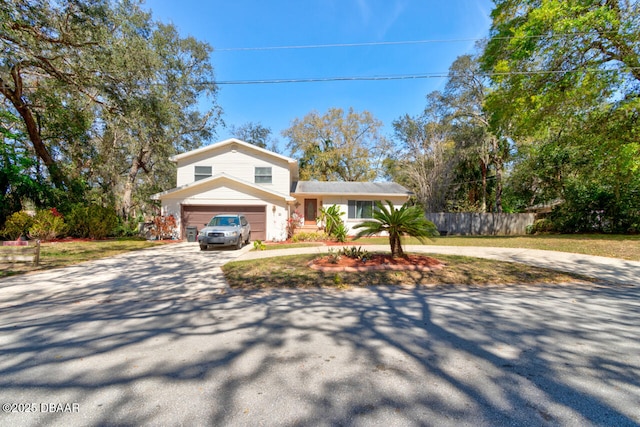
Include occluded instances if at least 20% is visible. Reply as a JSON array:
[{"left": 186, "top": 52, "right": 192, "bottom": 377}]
[
  {"left": 222, "top": 253, "right": 596, "bottom": 290},
  {"left": 0, "top": 238, "right": 169, "bottom": 277},
  {"left": 342, "top": 234, "right": 640, "bottom": 261},
  {"left": 3, "top": 233, "right": 638, "bottom": 279},
  {"left": 258, "top": 242, "right": 324, "bottom": 251},
  {"left": 261, "top": 234, "right": 640, "bottom": 260}
]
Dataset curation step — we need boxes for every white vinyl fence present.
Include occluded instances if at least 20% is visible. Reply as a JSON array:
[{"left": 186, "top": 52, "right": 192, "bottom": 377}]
[{"left": 425, "top": 213, "right": 535, "bottom": 236}]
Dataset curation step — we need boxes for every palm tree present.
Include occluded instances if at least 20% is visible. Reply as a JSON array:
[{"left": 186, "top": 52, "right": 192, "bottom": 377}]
[{"left": 353, "top": 200, "right": 438, "bottom": 257}]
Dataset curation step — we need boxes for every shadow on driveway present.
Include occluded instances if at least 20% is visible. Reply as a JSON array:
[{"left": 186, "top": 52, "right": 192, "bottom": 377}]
[{"left": 1, "top": 272, "right": 639, "bottom": 425}]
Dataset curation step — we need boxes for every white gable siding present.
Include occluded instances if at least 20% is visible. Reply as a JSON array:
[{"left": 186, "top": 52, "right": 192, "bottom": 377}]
[{"left": 176, "top": 143, "right": 291, "bottom": 194}]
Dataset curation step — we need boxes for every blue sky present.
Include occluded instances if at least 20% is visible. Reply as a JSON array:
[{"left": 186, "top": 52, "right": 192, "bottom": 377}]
[{"left": 143, "top": 0, "right": 494, "bottom": 152}]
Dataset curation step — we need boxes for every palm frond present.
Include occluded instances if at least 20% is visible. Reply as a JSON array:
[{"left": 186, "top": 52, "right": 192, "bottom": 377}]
[{"left": 352, "top": 200, "right": 438, "bottom": 257}]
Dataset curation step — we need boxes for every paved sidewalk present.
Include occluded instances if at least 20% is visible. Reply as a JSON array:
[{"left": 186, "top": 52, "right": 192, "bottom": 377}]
[{"left": 238, "top": 244, "right": 640, "bottom": 286}]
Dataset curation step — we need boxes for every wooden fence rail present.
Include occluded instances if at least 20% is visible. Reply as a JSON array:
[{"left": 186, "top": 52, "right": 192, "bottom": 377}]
[{"left": 0, "top": 240, "right": 41, "bottom": 266}]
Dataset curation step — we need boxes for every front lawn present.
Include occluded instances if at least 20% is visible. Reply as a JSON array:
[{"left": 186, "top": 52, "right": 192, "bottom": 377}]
[
  {"left": 222, "top": 253, "right": 596, "bottom": 290},
  {"left": 267, "top": 234, "right": 640, "bottom": 261},
  {"left": 0, "top": 238, "right": 171, "bottom": 277},
  {"left": 428, "top": 234, "right": 640, "bottom": 260}
]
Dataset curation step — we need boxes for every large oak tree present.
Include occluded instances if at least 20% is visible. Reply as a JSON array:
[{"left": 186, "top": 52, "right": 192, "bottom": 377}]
[
  {"left": 283, "top": 107, "right": 391, "bottom": 182},
  {"left": 482, "top": 0, "right": 640, "bottom": 231},
  {"left": 0, "top": 0, "right": 220, "bottom": 219}
]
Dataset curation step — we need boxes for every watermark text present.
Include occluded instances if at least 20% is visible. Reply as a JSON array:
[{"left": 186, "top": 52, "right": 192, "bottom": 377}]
[{"left": 2, "top": 403, "right": 80, "bottom": 413}]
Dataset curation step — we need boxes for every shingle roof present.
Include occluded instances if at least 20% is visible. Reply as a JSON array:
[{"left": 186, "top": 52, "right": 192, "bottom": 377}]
[{"left": 291, "top": 181, "right": 412, "bottom": 196}]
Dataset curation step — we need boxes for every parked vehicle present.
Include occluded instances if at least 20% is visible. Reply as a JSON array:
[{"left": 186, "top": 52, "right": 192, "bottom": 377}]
[{"left": 198, "top": 214, "right": 251, "bottom": 250}]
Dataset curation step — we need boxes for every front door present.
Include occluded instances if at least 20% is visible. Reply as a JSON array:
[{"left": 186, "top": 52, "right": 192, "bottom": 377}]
[{"left": 304, "top": 199, "right": 317, "bottom": 225}]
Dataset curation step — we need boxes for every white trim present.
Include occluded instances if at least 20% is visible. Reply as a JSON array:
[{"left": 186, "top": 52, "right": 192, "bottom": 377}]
[{"left": 171, "top": 138, "right": 297, "bottom": 165}]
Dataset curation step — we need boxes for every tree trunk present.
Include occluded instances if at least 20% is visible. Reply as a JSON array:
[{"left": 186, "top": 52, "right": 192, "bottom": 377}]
[
  {"left": 494, "top": 156, "right": 503, "bottom": 213},
  {"left": 121, "top": 145, "right": 150, "bottom": 218},
  {"left": 492, "top": 137, "right": 505, "bottom": 213},
  {"left": 1, "top": 70, "right": 66, "bottom": 188},
  {"left": 390, "top": 232, "right": 404, "bottom": 258},
  {"left": 480, "top": 161, "right": 488, "bottom": 213}
]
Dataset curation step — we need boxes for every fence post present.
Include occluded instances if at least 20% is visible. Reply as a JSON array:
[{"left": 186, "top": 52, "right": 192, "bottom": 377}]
[{"left": 34, "top": 240, "right": 41, "bottom": 266}]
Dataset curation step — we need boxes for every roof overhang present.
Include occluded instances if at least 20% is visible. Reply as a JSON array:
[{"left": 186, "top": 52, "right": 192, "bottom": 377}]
[{"left": 291, "top": 181, "right": 413, "bottom": 198}]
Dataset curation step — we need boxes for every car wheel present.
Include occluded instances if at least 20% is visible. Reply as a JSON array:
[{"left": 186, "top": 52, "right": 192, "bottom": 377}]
[
  {"left": 200, "top": 244, "right": 207, "bottom": 251},
  {"left": 235, "top": 236, "right": 243, "bottom": 250},
  {"left": 245, "top": 232, "right": 251, "bottom": 245}
]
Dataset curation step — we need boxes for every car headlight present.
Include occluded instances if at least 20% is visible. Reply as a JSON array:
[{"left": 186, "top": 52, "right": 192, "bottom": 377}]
[
  {"left": 198, "top": 231, "right": 205, "bottom": 236},
  {"left": 227, "top": 231, "right": 237, "bottom": 237}
]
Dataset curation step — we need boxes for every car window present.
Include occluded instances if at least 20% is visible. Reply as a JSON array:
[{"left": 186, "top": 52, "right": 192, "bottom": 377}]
[
  {"left": 241, "top": 217, "right": 248, "bottom": 226},
  {"left": 208, "top": 216, "right": 233, "bottom": 226}
]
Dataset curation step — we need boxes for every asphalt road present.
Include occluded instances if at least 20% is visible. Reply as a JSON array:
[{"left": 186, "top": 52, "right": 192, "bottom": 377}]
[{"left": 0, "top": 243, "right": 639, "bottom": 426}]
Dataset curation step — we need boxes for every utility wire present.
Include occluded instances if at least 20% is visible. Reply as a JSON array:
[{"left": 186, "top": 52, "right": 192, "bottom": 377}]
[
  {"left": 214, "top": 31, "right": 628, "bottom": 52},
  {"left": 215, "top": 38, "right": 477, "bottom": 51},
  {"left": 213, "top": 67, "right": 640, "bottom": 85},
  {"left": 214, "top": 73, "right": 449, "bottom": 85}
]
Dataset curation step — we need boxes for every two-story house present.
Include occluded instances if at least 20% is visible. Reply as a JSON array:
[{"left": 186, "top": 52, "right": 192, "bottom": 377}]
[{"left": 151, "top": 138, "right": 412, "bottom": 241}]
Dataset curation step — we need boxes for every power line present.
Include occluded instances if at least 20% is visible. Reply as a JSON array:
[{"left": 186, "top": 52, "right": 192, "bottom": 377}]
[
  {"left": 214, "top": 73, "right": 449, "bottom": 85},
  {"left": 214, "top": 31, "right": 627, "bottom": 52},
  {"left": 213, "top": 67, "right": 640, "bottom": 85},
  {"left": 215, "top": 38, "right": 478, "bottom": 52}
]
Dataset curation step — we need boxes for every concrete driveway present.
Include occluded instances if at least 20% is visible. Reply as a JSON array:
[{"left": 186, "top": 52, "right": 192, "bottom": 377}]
[{"left": 0, "top": 243, "right": 639, "bottom": 426}]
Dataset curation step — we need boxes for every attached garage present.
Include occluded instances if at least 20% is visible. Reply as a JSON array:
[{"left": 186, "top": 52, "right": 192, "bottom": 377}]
[
  {"left": 182, "top": 205, "right": 267, "bottom": 241},
  {"left": 152, "top": 169, "right": 295, "bottom": 242}
]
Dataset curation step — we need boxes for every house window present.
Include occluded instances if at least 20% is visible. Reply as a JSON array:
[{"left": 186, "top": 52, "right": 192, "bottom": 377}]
[
  {"left": 348, "top": 200, "right": 377, "bottom": 219},
  {"left": 194, "top": 166, "right": 212, "bottom": 181},
  {"left": 255, "top": 167, "right": 272, "bottom": 184}
]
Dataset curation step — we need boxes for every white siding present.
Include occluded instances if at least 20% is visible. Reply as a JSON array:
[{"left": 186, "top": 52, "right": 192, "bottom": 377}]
[
  {"left": 299, "top": 195, "right": 408, "bottom": 235},
  {"left": 176, "top": 143, "right": 291, "bottom": 195}
]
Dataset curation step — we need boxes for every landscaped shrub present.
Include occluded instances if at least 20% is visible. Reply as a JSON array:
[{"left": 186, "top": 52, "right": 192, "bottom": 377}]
[
  {"left": 66, "top": 204, "right": 90, "bottom": 238},
  {"left": 326, "top": 248, "right": 341, "bottom": 264},
  {"left": 333, "top": 222, "right": 347, "bottom": 243},
  {"left": 253, "top": 240, "right": 266, "bottom": 251},
  {"left": 152, "top": 214, "right": 177, "bottom": 240},
  {"left": 287, "top": 210, "right": 303, "bottom": 239},
  {"left": 1, "top": 211, "right": 34, "bottom": 240},
  {"left": 113, "top": 214, "right": 143, "bottom": 237},
  {"left": 66, "top": 204, "right": 119, "bottom": 239},
  {"left": 291, "top": 231, "right": 328, "bottom": 242},
  {"left": 549, "top": 181, "right": 640, "bottom": 233},
  {"left": 527, "top": 219, "right": 555, "bottom": 234},
  {"left": 318, "top": 205, "right": 343, "bottom": 235},
  {"left": 318, "top": 204, "right": 348, "bottom": 242},
  {"left": 339, "top": 246, "right": 370, "bottom": 261},
  {"left": 86, "top": 205, "right": 118, "bottom": 239},
  {"left": 29, "top": 208, "right": 67, "bottom": 240}
]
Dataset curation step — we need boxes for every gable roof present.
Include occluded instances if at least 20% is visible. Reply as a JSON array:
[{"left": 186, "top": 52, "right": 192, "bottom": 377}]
[
  {"left": 291, "top": 181, "right": 412, "bottom": 197},
  {"left": 170, "top": 138, "right": 298, "bottom": 166},
  {"left": 151, "top": 172, "right": 296, "bottom": 202}
]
